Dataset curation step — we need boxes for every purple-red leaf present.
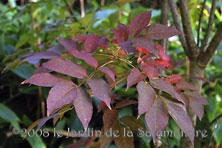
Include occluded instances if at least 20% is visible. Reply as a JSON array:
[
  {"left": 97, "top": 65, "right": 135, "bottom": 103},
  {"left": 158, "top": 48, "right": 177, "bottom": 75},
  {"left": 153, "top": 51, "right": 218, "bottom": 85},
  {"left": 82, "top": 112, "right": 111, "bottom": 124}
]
[
  {"left": 98, "top": 66, "right": 115, "bottom": 82},
  {"left": 126, "top": 68, "right": 146, "bottom": 90},
  {"left": 57, "top": 38, "right": 81, "bottom": 50},
  {"left": 132, "top": 37, "right": 158, "bottom": 55},
  {"left": 86, "top": 78, "right": 111, "bottom": 109},
  {"left": 22, "top": 73, "right": 74, "bottom": 87},
  {"left": 118, "top": 40, "right": 136, "bottom": 53},
  {"left": 151, "top": 79, "right": 185, "bottom": 104},
  {"left": 74, "top": 87, "right": 93, "bottom": 131},
  {"left": 23, "top": 51, "right": 59, "bottom": 65},
  {"left": 103, "top": 109, "right": 118, "bottom": 132},
  {"left": 184, "top": 91, "right": 208, "bottom": 120},
  {"left": 115, "top": 100, "right": 137, "bottom": 108},
  {"left": 114, "top": 121, "right": 134, "bottom": 148},
  {"left": 141, "top": 24, "right": 182, "bottom": 39},
  {"left": 68, "top": 49, "right": 98, "bottom": 68},
  {"left": 129, "top": 11, "right": 152, "bottom": 36},
  {"left": 113, "top": 23, "right": 129, "bottom": 42},
  {"left": 164, "top": 99, "right": 194, "bottom": 145},
  {"left": 84, "top": 34, "right": 100, "bottom": 53},
  {"left": 141, "top": 63, "right": 159, "bottom": 79},
  {"left": 47, "top": 85, "right": 77, "bottom": 116},
  {"left": 42, "top": 59, "right": 87, "bottom": 79},
  {"left": 175, "top": 80, "right": 197, "bottom": 91},
  {"left": 145, "top": 98, "right": 169, "bottom": 144},
  {"left": 137, "top": 81, "right": 156, "bottom": 116}
]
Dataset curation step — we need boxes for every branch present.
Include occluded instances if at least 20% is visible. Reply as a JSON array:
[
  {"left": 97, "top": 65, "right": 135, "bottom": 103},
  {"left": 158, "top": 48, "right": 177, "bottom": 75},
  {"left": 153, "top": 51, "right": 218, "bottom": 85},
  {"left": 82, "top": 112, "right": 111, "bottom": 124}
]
[
  {"left": 206, "top": 113, "right": 222, "bottom": 129},
  {"left": 80, "top": 0, "right": 85, "bottom": 18},
  {"left": 197, "top": 0, "right": 206, "bottom": 47},
  {"left": 168, "top": 0, "right": 189, "bottom": 57},
  {"left": 64, "top": 0, "right": 73, "bottom": 16},
  {"left": 160, "top": 0, "right": 169, "bottom": 51},
  {"left": 200, "top": 0, "right": 217, "bottom": 50},
  {"left": 198, "top": 22, "right": 222, "bottom": 68},
  {"left": 178, "top": 0, "right": 199, "bottom": 59}
]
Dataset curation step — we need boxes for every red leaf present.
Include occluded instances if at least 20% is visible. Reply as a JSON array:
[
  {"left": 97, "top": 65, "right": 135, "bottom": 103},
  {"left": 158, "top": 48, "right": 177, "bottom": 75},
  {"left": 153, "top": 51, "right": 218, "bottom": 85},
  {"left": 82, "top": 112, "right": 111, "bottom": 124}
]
[
  {"left": 155, "top": 43, "right": 170, "bottom": 61},
  {"left": 47, "top": 85, "right": 77, "bottom": 116},
  {"left": 74, "top": 35, "right": 87, "bottom": 42},
  {"left": 98, "top": 36, "right": 108, "bottom": 48},
  {"left": 132, "top": 37, "right": 158, "bottom": 55},
  {"left": 98, "top": 66, "right": 115, "bottom": 82},
  {"left": 57, "top": 38, "right": 81, "bottom": 50},
  {"left": 103, "top": 109, "right": 118, "bottom": 132},
  {"left": 120, "top": 116, "right": 146, "bottom": 131},
  {"left": 74, "top": 87, "right": 93, "bottom": 131},
  {"left": 135, "top": 46, "right": 150, "bottom": 54},
  {"left": 126, "top": 68, "right": 146, "bottom": 90},
  {"left": 145, "top": 98, "right": 169, "bottom": 144},
  {"left": 42, "top": 59, "right": 87, "bottom": 79},
  {"left": 115, "top": 100, "right": 137, "bottom": 108},
  {"left": 151, "top": 79, "right": 185, "bottom": 104},
  {"left": 84, "top": 34, "right": 100, "bottom": 53},
  {"left": 165, "top": 74, "right": 182, "bottom": 84},
  {"left": 137, "top": 81, "right": 155, "bottom": 116},
  {"left": 184, "top": 91, "right": 208, "bottom": 120},
  {"left": 22, "top": 73, "right": 74, "bottom": 87},
  {"left": 68, "top": 49, "right": 98, "bottom": 68},
  {"left": 86, "top": 78, "right": 111, "bottom": 109},
  {"left": 141, "top": 24, "right": 182, "bottom": 39},
  {"left": 129, "top": 11, "right": 152, "bottom": 36},
  {"left": 164, "top": 99, "right": 194, "bottom": 145},
  {"left": 97, "top": 101, "right": 107, "bottom": 112},
  {"left": 23, "top": 51, "right": 59, "bottom": 65},
  {"left": 141, "top": 63, "right": 159, "bottom": 79},
  {"left": 113, "top": 23, "right": 129, "bottom": 42}
]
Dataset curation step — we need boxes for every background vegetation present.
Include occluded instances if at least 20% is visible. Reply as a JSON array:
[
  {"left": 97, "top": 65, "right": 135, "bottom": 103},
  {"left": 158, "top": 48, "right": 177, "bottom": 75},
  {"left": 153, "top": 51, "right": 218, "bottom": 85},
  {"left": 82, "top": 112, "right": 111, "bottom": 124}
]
[{"left": 0, "top": 0, "right": 221, "bottom": 147}]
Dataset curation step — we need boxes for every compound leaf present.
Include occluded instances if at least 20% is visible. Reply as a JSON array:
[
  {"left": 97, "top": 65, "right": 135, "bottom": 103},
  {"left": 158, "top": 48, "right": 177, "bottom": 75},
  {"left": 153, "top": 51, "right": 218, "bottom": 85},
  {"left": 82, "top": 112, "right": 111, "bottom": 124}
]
[
  {"left": 126, "top": 68, "right": 146, "bottom": 90},
  {"left": 137, "top": 81, "right": 155, "bottom": 116},
  {"left": 141, "top": 24, "right": 182, "bottom": 39},
  {"left": 42, "top": 59, "right": 87, "bottom": 79},
  {"left": 57, "top": 38, "right": 81, "bottom": 50},
  {"left": 129, "top": 11, "right": 152, "bottom": 36},
  {"left": 87, "top": 78, "right": 111, "bottom": 109},
  {"left": 98, "top": 66, "right": 115, "bottom": 82},
  {"left": 68, "top": 49, "right": 98, "bottom": 68},
  {"left": 151, "top": 79, "right": 185, "bottom": 104},
  {"left": 84, "top": 34, "right": 100, "bottom": 53},
  {"left": 74, "top": 87, "right": 93, "bottom": 131},
  {"left": 103, "top": 109, "right": 118, "bottom": 132},
  {"left": 47, "top": 85, "right": 77, "bottom": 116},
  {"left": 164, "top": 99, "right": 194, "bottom": 145},
  {"left": 22, "top": 73, "right": 74, "bottom": 87},
  {"left": 145, "top": 98, "right": 169, "bottom": 144}
]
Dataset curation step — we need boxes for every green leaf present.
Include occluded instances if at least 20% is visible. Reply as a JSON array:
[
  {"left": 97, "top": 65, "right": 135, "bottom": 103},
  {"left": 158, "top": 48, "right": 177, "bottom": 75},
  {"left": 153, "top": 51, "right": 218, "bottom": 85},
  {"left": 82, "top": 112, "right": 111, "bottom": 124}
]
[
  {"left": 26, "top": 135, "right": 46, "bottom": 148},
  {"left": 0, "top": 103, "right": 20, "bottom": 123}
]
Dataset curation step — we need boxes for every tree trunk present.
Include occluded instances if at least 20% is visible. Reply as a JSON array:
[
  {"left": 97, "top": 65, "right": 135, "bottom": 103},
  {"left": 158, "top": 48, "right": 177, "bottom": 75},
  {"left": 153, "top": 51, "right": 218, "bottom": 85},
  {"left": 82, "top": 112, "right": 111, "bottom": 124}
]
[{"left": 180, "top": 60, "right": 205, "bottom": 148}]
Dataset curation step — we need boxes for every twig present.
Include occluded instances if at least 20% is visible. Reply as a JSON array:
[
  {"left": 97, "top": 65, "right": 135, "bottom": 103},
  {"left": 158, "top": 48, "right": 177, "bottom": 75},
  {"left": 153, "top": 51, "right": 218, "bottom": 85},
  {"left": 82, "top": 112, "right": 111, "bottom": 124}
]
[
  {"left": 206, "top": 113, "right": 222, "bottom": 129},
  {"left": 80, "top": 0, "right": 85, "bottom": 18},
  {"left": 63, "top": 0, "right": 73, "bottom": 16},
  {"left": 178, "top": 0, "right": 199, "bottom": 59},
  {"left": 197, "top": 0, "right": 206, "bottom": 47},
  {"left": 201, "top": 0, "right": 217, "bottom": 50},
  {"left": 168, "top": 0, "right": 189, "bottom": 57},
  {"left": 198, "top": 22, "right": 222, "bottom": 68}
]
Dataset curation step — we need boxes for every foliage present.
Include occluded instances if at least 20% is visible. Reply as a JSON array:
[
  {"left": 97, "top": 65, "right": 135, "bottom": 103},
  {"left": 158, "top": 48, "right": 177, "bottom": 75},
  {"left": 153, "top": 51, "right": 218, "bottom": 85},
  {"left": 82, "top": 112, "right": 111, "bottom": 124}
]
[
  {"left": 1, "top": 0, "right": 221, "bottom": 148},
  {"left": 20, "top": 10, "right": 208, "bottom": 147}
]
